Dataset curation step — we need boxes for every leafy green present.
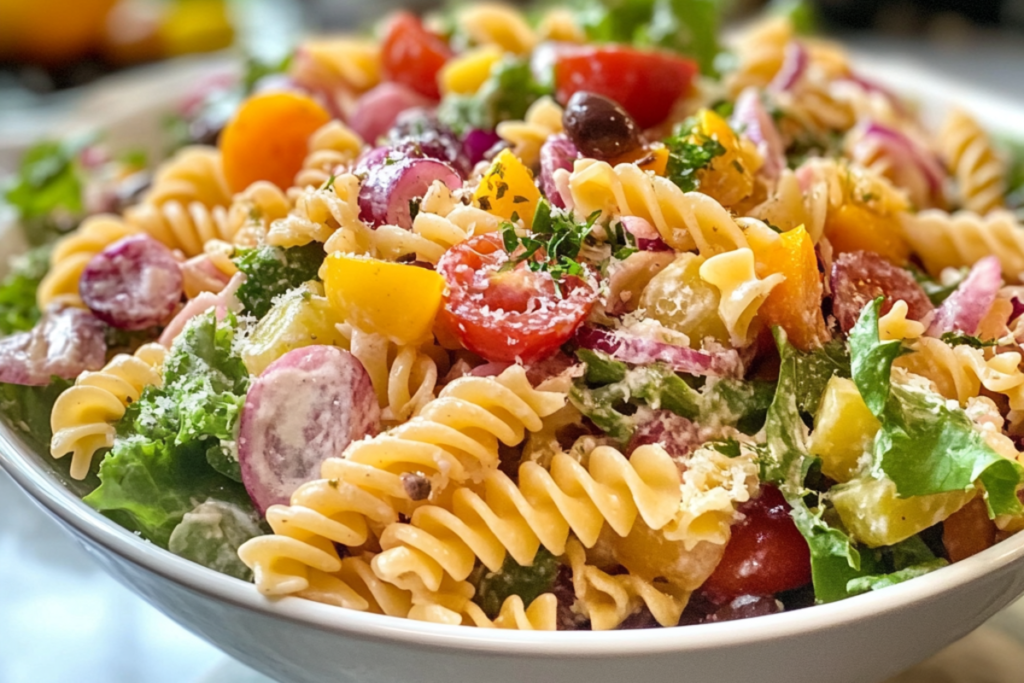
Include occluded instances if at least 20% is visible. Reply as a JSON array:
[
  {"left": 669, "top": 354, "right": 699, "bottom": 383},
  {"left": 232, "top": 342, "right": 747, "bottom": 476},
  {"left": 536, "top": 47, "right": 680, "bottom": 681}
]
[
  {"left": 439, "top": 57, "right": 550, "bottom": 134},
  {"left": 846, "top": 535, "right": 947, "bottom": 596},
  {"left": 168, "top": 499, "right": 265, "bottom": 581},
  {"left": 763, "top": 327, "right": 870, "bottom": 604},
  {"left": 470, "top": 547, "right": 559, "bottom": 619},
  {"left": 664, "top": 117, "right": 726, "bottom": 193},
  {"left": 908, "top": 265, "right": 964, "bottom": 306},
  {"left": 848, "top": 298, "right": 905, "bottom": 415},
  {"left": 0, "top": 245, "right": 50, "bottom": 335},
  {"left": 242, "top": 53, "right": 294, "bottom": 95},
  {"left": 848, "top": 298, "right": 1024, "bottom": 517},
  {"left": 3, "top": 137, "right": 88, "bottom": 221},
  {"left": 0, "top": 378, "right": 73, "bottom": 452},
  {"left": 570, "top": 354, "right": 774, "bottom": 442},
  {"left": 790, "top": 338, "right": 851, "bottom": 415},
  {"left": 575, "top": 0, "right": 724, "bottom": 75},
  {"left": 500, "top": 201, "right": 599, "bottom": 296},
  {"left": 770, "top": 0, "right": 817, "bottom": 35},
  {"left": 233, "top": 243, "right": 326, "bottom": 319},
  {"left": 1000, "top": 136, "right": 1024, "bottom": 215},
  {"left": 85, "top": 312, "right": 254, "bottom": 545},
  {"left": 939, "top": 332, "right": 997, "bottom": 349}
]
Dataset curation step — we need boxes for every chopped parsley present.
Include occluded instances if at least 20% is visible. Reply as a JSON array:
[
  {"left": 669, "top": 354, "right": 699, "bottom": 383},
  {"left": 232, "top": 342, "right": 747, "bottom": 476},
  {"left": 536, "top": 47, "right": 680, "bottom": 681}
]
[
  {"left": 664, "top": 118, "right": 726, "bottom": 192},
  {"left": 939, "top": 331, "right": 998, "bottom": 349},
  {"left": 233, "top": 243, "right": 326, "bottom": 319}
]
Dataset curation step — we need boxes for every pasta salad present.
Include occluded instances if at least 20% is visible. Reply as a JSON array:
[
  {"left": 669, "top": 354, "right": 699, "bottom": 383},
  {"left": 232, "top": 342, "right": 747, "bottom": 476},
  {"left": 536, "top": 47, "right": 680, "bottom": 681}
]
[{"left": 3, "top": 0, "right": 1024, "bottom": 632}]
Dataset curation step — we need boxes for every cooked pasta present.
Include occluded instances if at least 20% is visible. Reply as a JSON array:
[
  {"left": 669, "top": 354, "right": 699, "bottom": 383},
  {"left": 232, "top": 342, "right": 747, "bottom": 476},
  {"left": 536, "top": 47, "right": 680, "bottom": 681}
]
[
  {"left": 408, "top": 584, "right": 558, "bottom": 630},
  {"left": 341, "top": 365, "right": 566, "bottom": 491},
  {"left": 124, "top": 200, "right": 234, "bottom": 257},
  {"left": 938, "top": 108, "right": 1007, "bottom": 215},
  {"left": 291, "top": 121, "right": 365, "bottom": 197},
  {"left": 455, "top": 3, "right": 537, "bottom": 55},
  {"left": 291, "top": 37, "right": 381, "bottom": 94},
  {"left": 141, "top": 145, "right": 232, "bottom": 209},
  {"left": 896, "top": 337, "right": 1024, "bottom": 411},
  {"left": 274, "top": 177, "right": 367, "bottom": 250},
  {"left": 50, "top": 344, "right": 168, "bottom": 480},
  {"left": 496, "top": 97, "right": 564, "bottom": 168},
  {"left": 699, "top": 248, "right": 785, "bottom": 346},
  {"left": 369, "top": 444, "right": 683, "bottom": 592},
  {"left": 37, "top": 214, "right": 138, "bottom": 309},
  {"left": 748, "top": 169, "right": 828, "bottom": 242},
  {"left": 725, "top": 16, "right": 793, "bottom": 96},
  {"left": 900, "top": 209, "right": 1024, "bottom": 281},
  {"left": 568, "top": 159, "right": 749, "bottom": 256},
  {"left": 565, "top": 539, "right": 688, "bottom": 630},
  {"left": 536, "top": 7, "right": 585, "bottom": 43}
]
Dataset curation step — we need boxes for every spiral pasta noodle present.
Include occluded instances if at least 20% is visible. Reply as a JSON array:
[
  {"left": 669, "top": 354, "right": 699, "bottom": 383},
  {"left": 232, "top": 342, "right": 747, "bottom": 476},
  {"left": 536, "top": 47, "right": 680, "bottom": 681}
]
[
  {"left": 900, "top": 209, "right": 1024, "bottom": 282},
  {"left": 274, "top": 177, "right": 368, "bottom": 250},
  {"left": 896, "top": 337, "right": 1024, "bottom": 411},
  {"left": 455, "top": 3, "right": 537, "bottom": 55},
  {"left": 37, "top": 214, "right": 138, "bottom": 309},
  {"left": 698, "top": 247, "right": 785, "bottom": 346},
  {"left": 564, "top": 539, "right": 688, "bottom": 630},
  {"left": 496, "top": 97, "right": 564, "bottom": 168},
  {"left": 726, "top": 16, "right": 793, "bottom": 96},
  {"left": 141, "top": 145, "right": 232, "bottom": 209},
  {"left": 124, "top": 200, "right": 234, "bottom": 258},
  {"left": 291, "top": 37, "right": 381, "bottom": 94},
  {"left": 568, "top": 159, "right": 749, "bottom": 256},
  {"left": 369, "top": 444, "right": 683, "bottom": 593},
  {"left": 291, "top": 121, "right": 365, "bottom": 197},
  {"left": 408, "top": 582, "right": 558, "bottom": 630},
  {"left": 342, "top": 365, "right": 567, "bottom": 490},
  {"left": 938, "top": 109, "right": 1007, "bottom": 215},
  {"left": 50, "top": 343, "right": 168, "bottom": 480},
  {"left": 747, "top": 168, "right": 828, "bottom": 242}
]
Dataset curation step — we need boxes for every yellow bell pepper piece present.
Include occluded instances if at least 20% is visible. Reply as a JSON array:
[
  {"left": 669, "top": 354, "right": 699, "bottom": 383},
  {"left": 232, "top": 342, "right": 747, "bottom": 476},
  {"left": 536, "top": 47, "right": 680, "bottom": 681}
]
[
  {"left": 321, "top": 254, "right": 444, "bottom": 345},
  {"left": 242, "top": 283, "right": 348, "bottom": 376},
  {"left": 473, "top": 148, "right": 541, "bottom": 227},
  {"left": 690, "top": 109, "right": 762, "bottom": 208},
  {"left": 440, "top": 45, "right": 503, "bottom": 95}
]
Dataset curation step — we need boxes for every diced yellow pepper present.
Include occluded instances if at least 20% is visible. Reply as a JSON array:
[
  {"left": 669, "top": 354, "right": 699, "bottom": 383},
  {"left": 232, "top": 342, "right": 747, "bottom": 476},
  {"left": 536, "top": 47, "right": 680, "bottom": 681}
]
[
  {"left": 242, "top": 282, "right": 348, "bottom": 376},
  {"left": 439, "top": 45, "right": 503, "bottom": 95},
  {"left": 610, "top": 145, "right": 670, "bottom": 176},
  {"left": 473, "top": 148, "right": 541, "bottom": 228},
  {"left": 831, "top": 476, "right": 974, "bottom": 548},
  {"left": 808, "top": 376, "right": 880, "bottom": 483},
  {"left": 691, "top": 109, "right": 762, "bottom": 208},
  {"left": 321, "top": 253, "right": 444, "bottom": 345}
]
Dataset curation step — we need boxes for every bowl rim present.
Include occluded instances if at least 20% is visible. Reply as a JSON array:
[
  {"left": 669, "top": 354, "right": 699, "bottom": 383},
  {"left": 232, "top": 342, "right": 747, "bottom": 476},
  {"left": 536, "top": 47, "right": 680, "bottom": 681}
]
[
  {"left": 5, "top": 392, "right": 1024, "bottom": 657},
  {"left": 5, "top": 53, "right": 1024, "bottom": 659}
]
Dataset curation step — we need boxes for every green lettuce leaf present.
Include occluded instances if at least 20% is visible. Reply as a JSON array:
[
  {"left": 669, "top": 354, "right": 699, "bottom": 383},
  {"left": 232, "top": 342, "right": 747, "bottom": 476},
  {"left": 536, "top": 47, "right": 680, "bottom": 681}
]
[
  {"left": 848, "top": 298, "right": 1024, "bottom": 517},
  {"left": 846, "top": 535, "right": 947, "bottom": 596},
  {"left": 85, "top": 312, "right": 254, "bottom": 544},
  {"left": 234, "top": 243, "right": 326, "bottom": 319},
  {"left": 470, "top": 547, "right": 559, "bottom": 619},
  {"left": 0, "top": 245, "right": 50, "bottom": 336},
  {"left": 3, "top": 138, "right": 87, "bottom": 222},
  {"left": 575, "top": 0, "right": 724, "bottom": 75},
  {"left": 791, "top": 337, "right": 851, "bottom": 415},
  {"left": 168, "top": 499, "right": 265, "bottom": 580}
]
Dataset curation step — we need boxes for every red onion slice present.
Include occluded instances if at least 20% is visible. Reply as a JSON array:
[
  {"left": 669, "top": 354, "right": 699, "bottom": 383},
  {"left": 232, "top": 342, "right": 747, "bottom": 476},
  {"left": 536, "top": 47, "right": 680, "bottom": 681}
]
[
  {"left": 575, "top": 325, "right": 742, "bottom": 377},
  {"left": 928, "top": 256, "right": 1003, "bottom": 336},
  {"left": 732, "top": 88, "right": 786, "bottom": 181},
  {"left": 540, "top": 134, "right": 578, "bottom": 208},
  {"left": 854, "top": 122, "right": 945, "bottom": 203},
  {"left": 348, "top": 82, "right": 433, "bottom": 145},
  {"left": 620, "top": 216, "right": 671, "bottom": 252},
  {"left": 358, "top": 155, "right": 462, "bottom": 228},
  {"left": 0, "top": 307, "right": 107, "bottom": 386},
  {"left": 768, "top": 42, "right": 809, "bottom": 93}
]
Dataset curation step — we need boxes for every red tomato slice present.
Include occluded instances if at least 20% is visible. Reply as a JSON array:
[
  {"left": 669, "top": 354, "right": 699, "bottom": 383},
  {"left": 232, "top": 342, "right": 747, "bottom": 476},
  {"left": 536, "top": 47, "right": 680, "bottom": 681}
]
[
  {"left": 701, "top": 486, "right": 812, "bottom": 602},
  {"left": 554, "top": 46, "right": 698, "bottom": 129},
  {"left": 437, "top": 233, "right": 597, "bottom": 363},
  {"left": 381, "top": 12, "right": 451, "bottom": 101}
]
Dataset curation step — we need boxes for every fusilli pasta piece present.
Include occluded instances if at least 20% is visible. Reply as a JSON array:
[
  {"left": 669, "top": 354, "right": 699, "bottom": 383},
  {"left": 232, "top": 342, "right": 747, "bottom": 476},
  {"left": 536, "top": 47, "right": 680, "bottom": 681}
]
[
  {"left": 747, "top": 168, "right": 827, "bottom": 242},
  {"left": 50, "top": 343, "right": 168, "bottom": 480},
  {"left": 536, "top": 7, "right": 585, "bottom": 43},
  {"left": 565, "top": 539, "right": 688, "bottom": 630},
  {"left": 142, "top": 146, "right": 232, "bottom": 209},
  {"left": 726, "top": 16, "right": 793, "bottom": 96},
  {"left": 877, "top": 300, "right": 925, "bottom": 342},
  {"left": 124, "top": 200, "right": 233, "bottom": 257},
  {"left": 938, "top": 108, "right": 1007, "bottom": 215},
  {"left": 568, "top": 160, "right": 749, "bottom": 256},
  {"left": 900, "top": 209, "right": 1024, "bottom": 281},
  {"left": 291, "top": 38, "right": 381, "bottom": 94},
  {"left": 291, "top": 121, "right": 364, "bottom": 197},
  {"left": 276, "top": 176, "right": 369, "bottom": 250},
  {"left": 455, "top": 3, "right": 537, "bottom": 55},
  {"left": 37, "top": 214, "right": 138, "bottom": 308},
  {"left": 699, "top": 248, "right": 785, "bottom": 346},
  {"left": 496, "top": 97, "right": 564, "bottom": 168},
  {"left": 895, "top": 337, "right": 1024, "bottom": 411},
  {"left": 342, "top": 365, "right": 566, "bottom": 490},
  {"left": 369, "top": 444, "right": 683, "bottom": 592},
  {"left": 409, "top": 583, "right": 558, "bottom": 630}
]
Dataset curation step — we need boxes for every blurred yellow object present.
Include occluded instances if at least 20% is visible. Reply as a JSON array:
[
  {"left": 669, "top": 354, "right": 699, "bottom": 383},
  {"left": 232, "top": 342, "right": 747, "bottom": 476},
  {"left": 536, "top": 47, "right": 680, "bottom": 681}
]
[
  {"left": 473, "top": 149, "right": 541, "bottom": 227},
  {"left": 158, "top": 0, "right": 234, "bottom": 57},
  {"left": 439, "top": 45, "right": 503, "bottom": 95},
  {"left": 0, "top": 0, "right": 117, "bottom": 63}
]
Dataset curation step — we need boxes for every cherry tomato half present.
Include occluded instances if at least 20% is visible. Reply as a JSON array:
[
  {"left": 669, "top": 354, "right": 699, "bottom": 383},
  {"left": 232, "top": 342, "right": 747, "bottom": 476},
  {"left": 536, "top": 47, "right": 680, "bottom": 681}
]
[
  {"left": 701, "top": 485, "right": 812, "bottom": 602},
  {"left": 437, "top": 233, "right": 597, "bottom": 363},
  {"left": 554, "top": 46, "right": 698, "bottom": 129},
  {"left": 381, "top": 12, "right": 452, "bottom": 101}
]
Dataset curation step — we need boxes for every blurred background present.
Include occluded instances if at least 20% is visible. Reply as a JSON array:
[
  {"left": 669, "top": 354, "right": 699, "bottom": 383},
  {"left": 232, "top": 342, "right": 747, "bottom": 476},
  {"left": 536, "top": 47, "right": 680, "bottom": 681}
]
[{"left": 2, "top": 1, "right": 1024, "bottom": 682}]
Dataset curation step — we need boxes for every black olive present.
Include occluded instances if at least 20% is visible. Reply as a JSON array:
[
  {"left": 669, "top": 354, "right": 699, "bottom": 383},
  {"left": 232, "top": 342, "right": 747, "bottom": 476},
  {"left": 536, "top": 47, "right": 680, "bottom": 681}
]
[{"left": 562, "top": 91, "right": 645, "bottom": 161}]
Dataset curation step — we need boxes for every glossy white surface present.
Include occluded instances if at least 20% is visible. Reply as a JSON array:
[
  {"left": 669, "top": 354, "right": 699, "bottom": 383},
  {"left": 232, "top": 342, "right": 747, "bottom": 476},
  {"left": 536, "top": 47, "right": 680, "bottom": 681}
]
[{"left": 4, "top": 53, "right": 1024, "bottom": 683}]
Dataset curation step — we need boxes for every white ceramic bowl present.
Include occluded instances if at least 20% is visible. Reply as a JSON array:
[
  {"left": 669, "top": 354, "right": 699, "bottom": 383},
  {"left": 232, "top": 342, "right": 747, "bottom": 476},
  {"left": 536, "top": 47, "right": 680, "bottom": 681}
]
[{"left": 4, "top": 55, "right": 1024, "bottom": 683}]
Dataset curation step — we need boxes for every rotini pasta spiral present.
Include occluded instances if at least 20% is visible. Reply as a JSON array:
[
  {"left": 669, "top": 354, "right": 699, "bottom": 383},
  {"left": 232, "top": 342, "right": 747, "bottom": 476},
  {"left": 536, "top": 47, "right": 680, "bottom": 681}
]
[
  {"left": 698, "top": 247, "right": 785, "bottom": 346},
  {"left": 37, "top": 214, "right": 138, "bottom": 309},
  {"left": 565, "top": 539, "right": 687, "bottom": 630},
  {"left": 725, "top": 16, "right": 793, "bottom": 96},
  {"left": 408, "top": 583, "right": 558, "bottom": 630},
  {"left": 895, "top": 337, "right": 1024, "bottom": 411},
  {"left": 900, "top": 209, "right": 1024, "bottom": 281},
  {"left": 291, "top": 121, "right": 364, "bottom": 197},
  {"left": 938, "top": 109, "right": 1007, "bottom": 215},
  {"left": 774, "top": 80, "right": 856, "bottom": 145},
  {"left": 369, "top": 444, "right": 683, "bottom": 593},
  {"left": 496, "top": 97, "right": 564, "bottom": 168},
  {"left": 50, "top": 343, "right": 168, "bottom": 480},
  {"left": 291, "top": 38, "right": 381, "bottom": 94},
  {"left": 342, "top": 365, "right": 566, "bottom": 489},
  {"left": 536, "top": 7, "right": 585, "bottom": 43},
  {"left": 141, "top": 145, "right": 232, "bottom": 209},
  {"left": 747, "top": 168, "right": 828, "bottom": 242},
  {"left": 455, "top": 3, "right": 537, "bottom": 55},
  {"left": 274, "top": 177, "right": 367, "bottom": 250},
  {"left": 124, "top": 200, "right": 234, "bottom": 257},
  {"left": 567, "top": 159, "right": 749, "bottom": 256}
]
